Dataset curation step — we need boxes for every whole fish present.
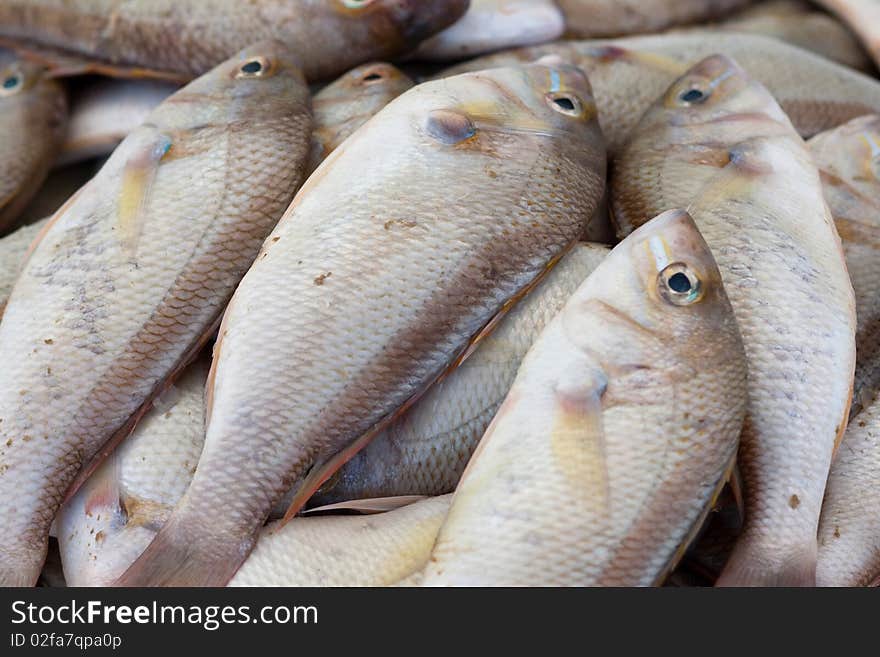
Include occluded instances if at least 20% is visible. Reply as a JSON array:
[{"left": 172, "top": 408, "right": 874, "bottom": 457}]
[
  {"left": 310, "top": 243, "right": 609, "bottom": 506},
  {"left": 816, "top": 394, "right": 880, "bottom": 587},
  {"left": 309, "top": 62, "right": 413, "bottom": 173},
  {"left": 413, "top": 0, "right": 565, "bottom": 62},
  {"left": 231, "top": 496, "right": 451, "bottom": 587},
  {"left": 0, "top": 41, "right": 313, "bottom": 587},
  {"left": 808, "top": 115, "right": 880, "bottom": 416},
  {"left": 439, "top": 33, "right": 880, "bottom": 152},
  {"left": 0, "top": 219, "right": 45, "bottom": 315},
  {"left": 0, "top": 57, "right": 67, "bottom": 232},
  {"left": 812, "top": 0, "right": 880, "bottom": 70},
  {"left": 59, "top": 79, "right": 180, "bottom": 167},
  {"left": 695, "top": 0, "right": 873, "bottom": 71},
  {"left": 556, "top": 0, "right": 754, "bottom": 37},
  {"left": 423, "top": 209, "right": 748, "bottom": 586},
  {"left": 116, "top": 63, "right": 607, "bottom": 587},
  {"left": 611, "top": 55, "right": 856, "bottom": 586},
  {"left": 0, "top": 0, "right": 468, "bottom": 82},
  {"left": 57, "top": 360, "right": 209, "bottom": 587}
]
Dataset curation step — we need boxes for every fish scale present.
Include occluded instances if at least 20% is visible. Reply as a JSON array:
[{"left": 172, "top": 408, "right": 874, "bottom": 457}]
[
  {"left": 116, "top": 63, "right": 606, "bottom": 587},
  {"left": 0, "top": 41, "right": 313, "bottom": 587}
]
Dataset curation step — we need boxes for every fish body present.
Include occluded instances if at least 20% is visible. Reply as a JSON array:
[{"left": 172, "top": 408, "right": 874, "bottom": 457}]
[
  {"left": 0, "top": 58, "right": 67, "bottom": 231},
  {"left": 311, "top": 243, "right": 609, "bottom": 506},
  {"left": 808, "top": 115, "right": 880, "bottom": 416},
  {"left": 611, "top": 55, "right": 856, "bottom": 586},
  {"left": 309, "top": 62, "right": 413, "bottom": 172},
  {"left": 0, "top": 41, "right": 313, "bottom": 587},
  {"left": 0, "top": 0, "right": 468, "bottom": 81},
  {"left": 812, "top": 0, "right": 880, "bottom": 70},
  {"left": 557, "top": 0, "right": 754, "bottom": 37},
  {"left": 414, "top": 0, "right": 565, "bottom": 61},
  {"left": 423, "top": 209, "right": 748, "bottom": 586},
  {"left": 0, "top": 218, "right": 45, "bottom": 314},
  {"left": 439, "top": 33, "right": 880, "bottom": 152},
  {"left": 117, "top": 63, "right": 607, "bottom": 587}
]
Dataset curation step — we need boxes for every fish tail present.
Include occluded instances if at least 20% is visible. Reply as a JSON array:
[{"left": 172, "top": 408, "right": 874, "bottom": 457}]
[
  {"left": 716, "top": 542, "right": 817, "bottom": 587},
  {"left": 112, "top": 515, "right": 254, "bottom": 587}
]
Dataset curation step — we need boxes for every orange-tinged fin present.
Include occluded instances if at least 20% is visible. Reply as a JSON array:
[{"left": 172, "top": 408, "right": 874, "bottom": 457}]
[
  {"left": 63, "top": 314, "right": 222, "bottom": 503},
  {"left": 279, "top": 239, "right": 582, "bottom": 524},
  {"left": 117, "top": 134, "right": 172, "bottom": 257},
  {"left": 301, "top": 496, "right": 427, "bottom": 516},
  {"left": 112, "top": 513, "right": 253, "bottom": 587},
  {"left": 0, "top": 36, "right": 190, "bottom": 82},
  {"left": 728, "top": 461, "right": 745, "bottom": 520}
]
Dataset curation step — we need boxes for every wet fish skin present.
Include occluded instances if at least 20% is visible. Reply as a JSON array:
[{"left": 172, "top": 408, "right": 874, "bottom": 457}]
[
  {"left": 413, "top": 0, "right": 565, "bottom": 62},
  {"left": 0, "top": 58, "right": 67, "bottom": 232},
  {"left": 816, "top": 394, "right": 880, "bottom": 587},
  {"left": 116, "top": 63, "right": 607, "bottom": 587},
  {"left": 812, "top": 0, "right": 880, "bottom": 70},
  {"left": 308, "top": 62, "right": 413, "bottom": 173},
  {"left": 611, "top": 55, "right": 856, "bottom": 586},
  {"left": 423, "top": 209, "right": 748, "bottom": 586},
  {"left": 60, "top": 79, "right": 180, "bottom": 167},
  {"left": 556, "top": 0, "right": 753, "bottom": 38},
  {"left": 310, "top": 243, "right": 609, "bottom": 506},
  {"left": 231, "top": 496, "right": 451, "bottom": 587},
  {"left": 0, "top": 218, "right": 46, "bottom": 316},
  {"left": 808, "top": 115, "right": 880, "bottom": 417},
  {"left": 0, "top": 0, "right": 469, "bottom": 82},
  {"left": 439, "top": 33, "right": 880, "bottom": 153},
  {"left": 0, "top": 41, "right": 313, "bottom": 587}
]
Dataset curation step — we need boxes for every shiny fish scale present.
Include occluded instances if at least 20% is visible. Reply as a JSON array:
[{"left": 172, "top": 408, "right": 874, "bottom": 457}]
[
  {"left": 0, "top": 42, "right": 313, "bottom": 586},
  {"left": 231, "top": 496, "right": 451, "bottom": 587},
  {"left": 312, "top": 244, "right": 609, "bottom": 505},
  {"left": 120, "top": 64, "right": 606, "bottom": 587},
  {"left": 0, "top": 220, "right": 44, "bottom": 312}
]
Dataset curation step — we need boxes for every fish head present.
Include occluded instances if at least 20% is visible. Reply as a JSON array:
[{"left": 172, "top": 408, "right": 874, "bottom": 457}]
[
  {"left": 319, "top": 62, "right": 413, "bottom": 106},
  {"left": 332, "top": 0, "right": 471, "bottom": 44},
  {"left": 0, "top": 58, "right": 64, "bottom": 115}
]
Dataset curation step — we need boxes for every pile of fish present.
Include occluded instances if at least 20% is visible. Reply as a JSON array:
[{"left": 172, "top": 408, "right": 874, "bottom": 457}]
[{"left": 0, "top": 0, "right": 878, "bottom": 588}]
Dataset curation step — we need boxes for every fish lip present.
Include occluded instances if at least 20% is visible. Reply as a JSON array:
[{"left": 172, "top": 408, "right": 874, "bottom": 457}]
[{"left": 396, "top": 0, "right": 471, "bottom": 43}]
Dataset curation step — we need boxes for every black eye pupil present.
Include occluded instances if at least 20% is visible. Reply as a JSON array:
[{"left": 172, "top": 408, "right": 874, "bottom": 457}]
[
  {"left": 553, "top": 97, "right": 576, "bottom": 112},
  {"left": 680, "top": 89, "right": 705, "bottom": 103},
  {"left": 362, "top": 73, "right": 383, "bottom": 82},
  {"left": 241, "top": 60, "right": 262, "bottom": 74},
  {"left": 3, "top": 75, "right": 19, "bottom": 89},
  {"left": 668, "top": 272, "right": 692, "bottom": 293}
]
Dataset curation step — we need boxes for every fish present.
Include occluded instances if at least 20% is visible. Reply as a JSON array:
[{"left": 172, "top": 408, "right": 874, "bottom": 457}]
[
  {"left": 422, "top": 209, "right": 748, "bottom": 586},
  {"left": 0, "top": 0, "right": 469, "bottom": 82},
  {"left": 808, "top": 115, "right": 880, "bottom": 417},
  {"left": 115, "top": 62, "right": 607, "bottom": 587},
  {"left": 57, "top": 359, "right": 209, "bottom": 587},
  {"left": 0, "top": 57, "right": 67, "bottom": 232},
  {"left": 16, "top": 162, "right": 100, "bottom": 226},
  {"left": 688, "top": 0, "right": 873, "bottom": 71},
  {"left": 230, "top": 496, "right": 451, "bottom": 587},
  {"left": 816, "top": 393, "right": 880, "bottom": 587},
  {"left": 0, "top": 219, "right": 46, "bottom": 316},
  {"left": 556, "top": 0, "right": 754, "bottom": 38},
  {"left": 439, "top": 33, "right": 880, "bottom": 153},
  {"left": 309, "top": 243, "right": 609, "bottom": 506},
  {"left": 309, "top": 62, "right": 413, "bottom": 173},
  {"left": 811, "top": 0, "right": 880, "bottom": 70},
  {"left": 0, "top": 40, "right": 314, "bottom": 587},
  {"left": 413, "top": 0, "right": 565, "bottom": 62},
  {"left": 59, "top": 79, "right": 180, "bottom": 167},
  {"left": 610, "top": 55, "right": 856, "bottom": 586}
]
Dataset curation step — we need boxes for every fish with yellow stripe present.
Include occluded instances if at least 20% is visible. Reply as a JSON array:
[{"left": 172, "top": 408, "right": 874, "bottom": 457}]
[
  {"left": 423, "top": 209, "right": 748, "bottom": 586},
  {"left": 0, "top": 40, "right": 313, "bottom": 587}
]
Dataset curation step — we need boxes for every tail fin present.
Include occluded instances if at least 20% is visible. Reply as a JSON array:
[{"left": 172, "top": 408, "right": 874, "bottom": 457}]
[
  {"left": 716, "top": 542, "right": 817, "bottom": 587},
  {"left": 112, "top": 515, "right": 254, "bottom": 587}
]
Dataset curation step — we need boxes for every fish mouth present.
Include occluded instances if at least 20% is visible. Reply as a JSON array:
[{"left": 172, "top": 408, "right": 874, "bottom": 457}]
[{"left": 396, "top": 0, "right": 471, "bottom": 43}]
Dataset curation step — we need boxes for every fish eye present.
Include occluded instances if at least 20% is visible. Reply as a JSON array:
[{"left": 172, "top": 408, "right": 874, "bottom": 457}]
[
  {"left": 343, "top": 0, "right": 374, "bottom": 8},
  {"left": 679, "top": 87, "right": 708, "bottom": 105},
  {"left": 546, "top": 93, "right": 583, "bottom": 117},
  {"left": 0, "top": 73, "right": 21, "bottom": 95},
  {"left": 657, "top": 263, "right": 703, "bottom": 306},
  {"left": 361, "top": 71, "right": 384, "bottom": 84},
  {"left": 236, "top": 57, "right": 271, "bottom": 78}
]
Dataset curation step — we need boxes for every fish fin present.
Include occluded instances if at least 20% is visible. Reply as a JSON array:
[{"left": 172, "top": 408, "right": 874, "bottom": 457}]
[
  {"left": 117, "top": 133, "right": 173, "bottom": 257},
  {"left": 728, "top": 461, "right": 745, "bottom": 521},
  {"left": 716, "top": 546, "right": 817, "bottom": 587},
  {"left": 302, "top": 495, "right": 427, "bottom": 515},
  {"left": 0, "top": 36, "right": 189, "bottom": 82},
  {"left": 113, "top": 513, "right": 253, "bottom": 587}
]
